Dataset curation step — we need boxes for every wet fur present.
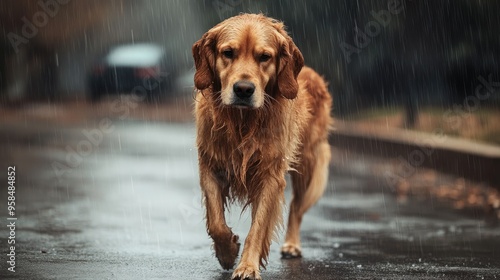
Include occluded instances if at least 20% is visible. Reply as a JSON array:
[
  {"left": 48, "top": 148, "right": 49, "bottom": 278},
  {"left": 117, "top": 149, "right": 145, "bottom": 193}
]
[{"left": 193, "top": 14, "right": 333, "bottom": 280}]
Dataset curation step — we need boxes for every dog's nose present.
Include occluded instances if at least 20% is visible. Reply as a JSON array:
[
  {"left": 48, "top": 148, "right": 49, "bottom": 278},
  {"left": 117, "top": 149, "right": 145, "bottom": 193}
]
[{"left": 233, "top": 81, "right": 255, "bottom": 98}]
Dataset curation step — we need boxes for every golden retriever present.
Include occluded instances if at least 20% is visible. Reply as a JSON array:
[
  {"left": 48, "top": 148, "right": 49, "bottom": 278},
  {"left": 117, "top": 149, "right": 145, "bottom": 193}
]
[{"left": 192, "top": 14, "right": 333, "bottom": 280}]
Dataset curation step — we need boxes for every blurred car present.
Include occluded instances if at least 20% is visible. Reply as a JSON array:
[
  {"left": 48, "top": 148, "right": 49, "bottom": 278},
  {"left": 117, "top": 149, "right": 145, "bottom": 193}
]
[
  {"left": 174, "top": 68, "right": 195, "bottom": 96},
  {"left": 87, "top": 43, "right": 171, "bottom": 102}
]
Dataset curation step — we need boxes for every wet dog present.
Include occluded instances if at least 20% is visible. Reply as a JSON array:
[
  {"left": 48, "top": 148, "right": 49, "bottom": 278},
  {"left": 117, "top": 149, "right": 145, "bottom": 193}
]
[{"left": 192, "top": 13, "right": 333, "bottom": 280}]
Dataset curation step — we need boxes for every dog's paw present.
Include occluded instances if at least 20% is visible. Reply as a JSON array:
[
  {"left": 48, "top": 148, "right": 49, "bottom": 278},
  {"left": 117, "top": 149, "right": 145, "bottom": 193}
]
[
  {"left": 231, "top": 262, "right": 261, "bottom": 280},
  {"left": 280, "top": 243, "right": 302, "bottom": 259},
  {"left": 215, "top": 234, "right": 241, "bottom": 270}
]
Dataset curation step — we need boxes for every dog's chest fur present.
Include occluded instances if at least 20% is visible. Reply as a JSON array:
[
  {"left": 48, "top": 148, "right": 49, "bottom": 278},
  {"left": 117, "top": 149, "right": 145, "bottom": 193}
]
[{"left": 195, "top": 95, "right": 307, "bottom": 202}]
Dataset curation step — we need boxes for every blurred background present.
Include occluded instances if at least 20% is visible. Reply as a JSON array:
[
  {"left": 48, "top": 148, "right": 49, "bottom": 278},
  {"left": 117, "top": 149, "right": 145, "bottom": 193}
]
[
  {"left": 0, "top": 0, "right": 499, "bottom": 143},
  {"left": 0, "top": 1, "right": 499, "bottom": 278}
]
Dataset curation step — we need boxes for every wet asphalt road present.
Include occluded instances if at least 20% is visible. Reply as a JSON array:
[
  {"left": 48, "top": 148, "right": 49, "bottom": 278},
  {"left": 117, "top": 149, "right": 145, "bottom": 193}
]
[{"left": 0, "top": 113, "right": 499, "bottom": 279}]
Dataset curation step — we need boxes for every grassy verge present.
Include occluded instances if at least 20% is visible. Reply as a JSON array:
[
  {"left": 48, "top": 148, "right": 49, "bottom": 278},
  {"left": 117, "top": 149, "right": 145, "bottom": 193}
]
[{"left": 349, "top": 106, "right": 500, "bottom": 146}]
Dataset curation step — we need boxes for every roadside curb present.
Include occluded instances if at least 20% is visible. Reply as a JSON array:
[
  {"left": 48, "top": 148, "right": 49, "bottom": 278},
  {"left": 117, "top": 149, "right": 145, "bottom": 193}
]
[{"left": 330, "top": 121, "right": 500, "bottom": 187}]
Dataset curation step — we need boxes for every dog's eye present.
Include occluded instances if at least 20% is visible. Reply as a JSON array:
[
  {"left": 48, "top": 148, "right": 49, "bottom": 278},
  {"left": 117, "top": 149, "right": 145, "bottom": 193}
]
[
  {"left": 222, "top": 50, "right": 234, "bottom": 59},
  {"left": 259, "top": 54, "right": 271, "bottom": 62}
]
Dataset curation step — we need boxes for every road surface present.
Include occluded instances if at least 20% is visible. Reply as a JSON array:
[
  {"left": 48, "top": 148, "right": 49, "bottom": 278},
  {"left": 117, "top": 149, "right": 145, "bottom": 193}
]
[{"left": 0, "top": 105, "right": 499, "bottom": 279}]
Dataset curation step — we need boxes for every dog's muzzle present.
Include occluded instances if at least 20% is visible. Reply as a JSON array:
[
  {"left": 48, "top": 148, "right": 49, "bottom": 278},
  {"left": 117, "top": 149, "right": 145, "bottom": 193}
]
[{"left": 232, "top": 81, "right": 255, "bottom": 107}]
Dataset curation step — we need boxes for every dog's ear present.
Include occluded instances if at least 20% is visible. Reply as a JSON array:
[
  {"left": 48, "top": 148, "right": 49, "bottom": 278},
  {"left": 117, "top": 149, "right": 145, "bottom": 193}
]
[
  {"left": 192, "top": 28, "right": 219, "bottom": 90},
  {"left": 277, "top": 37, "right": 304, "bottom": 99}
]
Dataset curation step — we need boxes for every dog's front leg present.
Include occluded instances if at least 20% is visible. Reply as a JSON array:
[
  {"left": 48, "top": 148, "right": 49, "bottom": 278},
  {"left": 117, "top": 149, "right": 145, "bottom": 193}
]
[
  {"left": 232, "top": 176, "right": 286, "bottom": 280},
  {"left": 200, "top": 165, "right": 240, "bottom": 270}
]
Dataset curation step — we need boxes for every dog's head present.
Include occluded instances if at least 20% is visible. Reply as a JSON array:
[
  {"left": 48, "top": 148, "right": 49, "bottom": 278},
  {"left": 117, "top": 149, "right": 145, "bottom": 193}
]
[{"left": 192, "top": 14, "right": 304, "bottom": 109}]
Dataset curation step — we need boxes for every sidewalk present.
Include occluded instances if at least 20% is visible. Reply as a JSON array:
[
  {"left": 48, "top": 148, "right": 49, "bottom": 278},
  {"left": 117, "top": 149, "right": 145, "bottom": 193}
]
[{"left": 331, "top": 120, "right": 500, "bottom": 187}]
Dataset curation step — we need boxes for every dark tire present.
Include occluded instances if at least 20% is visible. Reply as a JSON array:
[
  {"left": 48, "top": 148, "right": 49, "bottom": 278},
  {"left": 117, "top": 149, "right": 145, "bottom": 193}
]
[
  {"left": 145, "top": 82, "right": 166, "bottom": 104},
  {"left": 88, "top": 77, "right": 102, "bottom": 103},
  {"left": 89, "top": 89, "right": 102, "bottom": 103},
  {"left": 146, "top": 90, "right": 161, "bottom": 104}
]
